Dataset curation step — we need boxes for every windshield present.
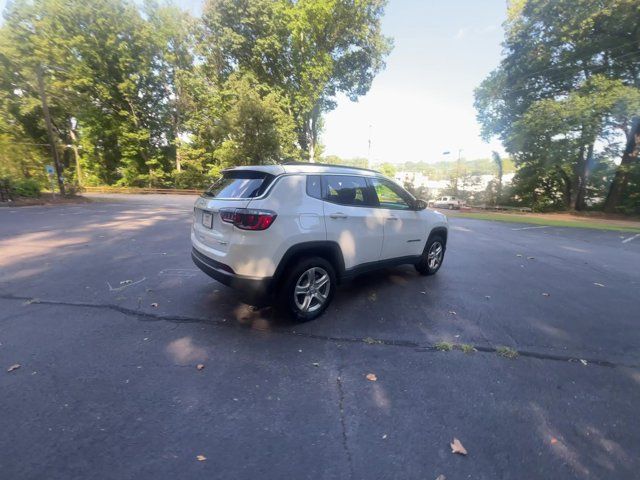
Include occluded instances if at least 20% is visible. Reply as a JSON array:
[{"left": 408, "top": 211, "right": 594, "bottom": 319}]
[{"left": 204, "top": 171, "right": 275, "bottom": 199}]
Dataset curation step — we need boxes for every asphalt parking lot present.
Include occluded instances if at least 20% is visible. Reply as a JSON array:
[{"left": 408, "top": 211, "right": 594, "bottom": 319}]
[{"left": 1, "top": 194, "right": 639, "bottom": 480}]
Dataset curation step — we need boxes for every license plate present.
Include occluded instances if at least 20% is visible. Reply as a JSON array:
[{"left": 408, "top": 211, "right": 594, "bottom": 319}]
[{"left": 202, "top": 211, "right": 213, "bottom": 229}]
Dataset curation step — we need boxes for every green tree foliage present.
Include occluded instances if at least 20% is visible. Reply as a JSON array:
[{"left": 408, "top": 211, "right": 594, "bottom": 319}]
[
  {"left": 475, "top": 0, "right": 640, "bottom": 212},
  {"left": 0, "top": 0, "right": 391, "bottom": 191},
  {"left": 201, "top": 0, "right": 392, "bottom": 162}
]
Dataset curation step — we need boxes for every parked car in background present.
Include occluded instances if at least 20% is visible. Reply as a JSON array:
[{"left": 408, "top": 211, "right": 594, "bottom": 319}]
[
  {"left": 431, "top": 196, "right": 463, "bottom": 210},
  {"left": 191, "top": 163, "right": 449, "bottom": 321}
]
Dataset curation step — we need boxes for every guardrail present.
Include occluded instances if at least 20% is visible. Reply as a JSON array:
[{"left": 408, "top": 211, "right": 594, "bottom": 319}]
[{"left": 82, "top": 186, "right": 203, "bottom": 195}]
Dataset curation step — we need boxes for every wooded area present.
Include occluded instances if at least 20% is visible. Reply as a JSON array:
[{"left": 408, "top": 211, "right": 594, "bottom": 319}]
[
  {"left": 0, "top": 0, "right": 391, "bottom": 194},
  {"left": 475, "top": 0, "right": 640, "bottom": 213}
]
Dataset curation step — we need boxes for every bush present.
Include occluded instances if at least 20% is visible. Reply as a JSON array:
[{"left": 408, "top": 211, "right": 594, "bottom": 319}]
[
  {"left": 12, "top": 178, "right": 41, "bottom": 197},
  {"left": 172, "top": 169, "right": 210, "bottom": 189}
]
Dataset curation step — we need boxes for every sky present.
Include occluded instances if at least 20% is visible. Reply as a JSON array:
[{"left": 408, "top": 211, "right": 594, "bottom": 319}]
[
  {"left": 0, "top": 0, "right": 508, "bottom": 164},
  {"left": 322, "top": 0, "right": 508, "bottom": 164}
]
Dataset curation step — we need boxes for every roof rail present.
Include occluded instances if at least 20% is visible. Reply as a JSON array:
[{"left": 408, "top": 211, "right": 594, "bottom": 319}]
[{"left": 280, "top": 160, "right": 381, "bottom": 174}]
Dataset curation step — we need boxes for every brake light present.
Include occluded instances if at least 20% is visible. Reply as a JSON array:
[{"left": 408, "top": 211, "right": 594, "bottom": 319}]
[{"left": 219, "top": 208, "right": 277, "bottom": 230}]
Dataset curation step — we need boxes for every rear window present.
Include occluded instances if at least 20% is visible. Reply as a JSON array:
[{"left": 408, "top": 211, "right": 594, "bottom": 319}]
[{"left": 204, "top": 171, "right": 275, "bottom": 199}]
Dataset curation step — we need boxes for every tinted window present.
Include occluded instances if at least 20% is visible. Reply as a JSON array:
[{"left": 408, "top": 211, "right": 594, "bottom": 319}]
[
  {"left": 306, "top": 175, "right": 322, "bottom": 199},
  {"left": 371, "top": 178, "right": 412, "bottom": 210},
  {"left": 323, "top": 175, "right": 375, "bottom": 207},
  {"left": 204, "top": 171, "right": 274, "bottom": 199}
]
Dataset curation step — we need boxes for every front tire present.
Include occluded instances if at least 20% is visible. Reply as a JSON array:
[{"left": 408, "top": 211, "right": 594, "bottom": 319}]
[
  {"left": 415, "top": 235, "right": 445, "bottom": 276},
  {"left": 279, "top": 257, "right": 336, "bottom": 322}
]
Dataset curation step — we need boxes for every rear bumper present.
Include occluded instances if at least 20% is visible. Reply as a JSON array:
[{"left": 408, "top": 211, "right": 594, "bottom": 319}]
[{"left": 191, "top": 247, "right": 273, "bottom": 301}]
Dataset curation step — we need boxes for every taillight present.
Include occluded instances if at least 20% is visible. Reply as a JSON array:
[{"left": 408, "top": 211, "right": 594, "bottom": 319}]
[{"left": 219, "top": 208, "right": 277, "bottom": 230}]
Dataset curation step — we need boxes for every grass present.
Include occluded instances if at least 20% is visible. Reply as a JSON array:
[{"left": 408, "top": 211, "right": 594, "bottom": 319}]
[
  {"left": 454, "top": 212, "right": 640, "bottom": 233},
  {"left": 435, "top": 341, "right": 454, "bottom": 352},
  {"left": 496, "top": 346, "right": 519, "bottom": 359},
  {"left": 459, "top": 344, "right": 477, "bottom": 354}
]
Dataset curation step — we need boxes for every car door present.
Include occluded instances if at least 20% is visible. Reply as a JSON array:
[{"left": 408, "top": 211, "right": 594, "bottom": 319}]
[
  {"left": 369, "top": 177, "right": 427, "bottom": 260},
  {"left": 321, "top": 174, "right": 384, "bottom": 269}
]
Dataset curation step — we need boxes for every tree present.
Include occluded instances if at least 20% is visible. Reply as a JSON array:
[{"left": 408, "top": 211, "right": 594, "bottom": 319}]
[
  {"left": 201, "top": 0, "right": 392, "bottom": 161},
  {"left": 491, "top": 151, "right": 503, "bottom": 204},
  {"left": 377, "top": 162, "right": 396, "bottom": 178},
  {"left": 214, "top": 73, "right": 299, "bottom": 166},
  {"left": 475, "top": 0, "right": 640, "bottom": 212}
]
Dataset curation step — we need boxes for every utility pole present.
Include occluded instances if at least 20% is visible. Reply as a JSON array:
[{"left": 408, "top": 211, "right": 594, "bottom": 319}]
[
  {"left": 36, "top": 64, "right": 66, "bottom": 196},
  {"left": 68, "top": 119, "right": 82, "bottom": 187}
]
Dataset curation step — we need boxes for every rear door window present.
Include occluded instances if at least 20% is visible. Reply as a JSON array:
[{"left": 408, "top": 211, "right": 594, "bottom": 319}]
[
  {"left": 322, "top": 175, "right": 376, "bottom": 207},
  {"left": 204, "top": 171, "right": 275, "bottom": 199}
]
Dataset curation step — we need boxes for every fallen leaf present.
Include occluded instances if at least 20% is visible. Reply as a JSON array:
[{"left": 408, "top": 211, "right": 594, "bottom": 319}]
[
  {"left": 450, "top": 437, "right": 467, "bottom": 455},
  {"left": 382, "top": 434, "right": 388, "bottom": 439},
  {"left": 196, "top": 364, "right": 205, "bottom": 370},
  {"left": 579, "top": 359, "right": 588, "bottom": 366},
  {"left": 7, "top": 364, "right": 21, "bottom": 372},
  {"left": 550, "top": 437, "right": 558, "bottom": 445},
  {"left": 542, "top": 292, "right": 550, "bottom": 297},
  {"left": 435, "top": 475, "right": 447, "bottom": 480},
  {"left": 150, "top": 303, "right": 159, "bottom": 308},
  {"left": 366, "top": 373, "right": 377, "bottom": 382},
  {"left": 516, "top": 254, "right": 523, "bottom": 257},
  {"left": 593, "top": 283, "right": 605, "bottom": 287},
  {"left": 448, "top": 311, "right": 457, "bottom": 315},
  {"left": 312, "top": 362, "right": 320, "bottom": 367},
  {"left": 420, "top": 291, "right": 427, "bottom": 295},
  {"left": 196, "top": 455, "right": 207, "bottom": 461},
  {"left": 485, "top": 295, "right": 491, "bottom": 299},
  {"left": 527, "top": 256, "right": 535, "bottom": 260}
]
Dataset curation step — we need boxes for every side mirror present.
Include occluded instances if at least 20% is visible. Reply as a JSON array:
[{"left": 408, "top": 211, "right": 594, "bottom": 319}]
[{"left": 413, "top": 199, "right": 427, "bottom": 210}]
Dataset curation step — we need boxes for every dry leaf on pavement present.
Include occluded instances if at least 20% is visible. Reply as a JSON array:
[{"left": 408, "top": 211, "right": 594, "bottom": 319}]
[
  {"left": 7, "top": 364, "right": 21, "bottom": 372},
  {"left": 550, "top": 437, "right": 558, "bottom": 445},
  {"left": 593, "top": 283, "right": 605, "bottom": 287},
  {"left": 196, "top": 455, "right": 207, "bottom": 461},
  {"left": 435, "top": 475, "right": 447, "bottom": 480},
  {"left": 366, "top": 373, "right": 377, "bottom": 382},
  {"left": 150, "top": 303, "right": 159, "bottom": 307},
  {"left": 196, "top": 364, "right": 205, "bottom": 370},
  {"left": 448, "top": 311, "right": 457, "bottom": 315},
  {"left": 542, "top": 292, "right": 550, "bottom": 297},
  {"left": 450, "top": 437, "right": 467, "bottom": 455}
]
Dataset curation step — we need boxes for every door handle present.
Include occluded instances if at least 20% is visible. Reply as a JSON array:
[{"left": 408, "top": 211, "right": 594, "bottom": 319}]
[{"left": 329, "top": 213, "right": 348, "bottom": 219}]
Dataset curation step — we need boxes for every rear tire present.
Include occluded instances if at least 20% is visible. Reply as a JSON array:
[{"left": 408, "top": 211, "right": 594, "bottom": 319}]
[
  {"left": 279, "top": 256, "right": 336, "bottom": 322},
  {"left": 415, "top": 235, "right": 445, "bottom": 276}
]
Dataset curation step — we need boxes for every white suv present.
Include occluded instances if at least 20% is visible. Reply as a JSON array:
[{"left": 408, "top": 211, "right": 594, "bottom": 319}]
[{"left": 191, "top": 163, "right": 449, "bottom": 321}]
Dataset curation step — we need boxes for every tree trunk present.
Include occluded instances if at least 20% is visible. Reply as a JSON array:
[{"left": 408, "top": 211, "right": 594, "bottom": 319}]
[
  {"left": 175, "top": 134, "right": 182, "bottom": 172},
  {"left": 575, "top": 142, "right": 594, "bottom": 211},
  {"left": 36, "top": 65, "right": 66, "bottom": 196},
  {"left": 557, "top": 167, "right": 572, "bottom": 210},
  {"left": 604, "top": 117, "right": 640, "bottom": 213},
  {"left": 571, "top": 143, "right": 586, "bottom": 210}
]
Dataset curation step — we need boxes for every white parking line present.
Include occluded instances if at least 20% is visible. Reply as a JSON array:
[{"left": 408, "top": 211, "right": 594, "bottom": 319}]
[
  {"left": 622, "top": 233, "right": 640, "bottom": 244},
  {"left": 511, "top": 225, "right": 550, "bottom": 231}
]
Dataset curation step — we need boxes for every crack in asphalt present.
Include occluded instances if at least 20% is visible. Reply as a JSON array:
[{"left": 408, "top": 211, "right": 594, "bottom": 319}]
[
  {"left": 335, "top": 367, "right": 354, "bottom": 480},
  {"left": 0, "top": 293, "right": 635, "bottom": 369}
]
